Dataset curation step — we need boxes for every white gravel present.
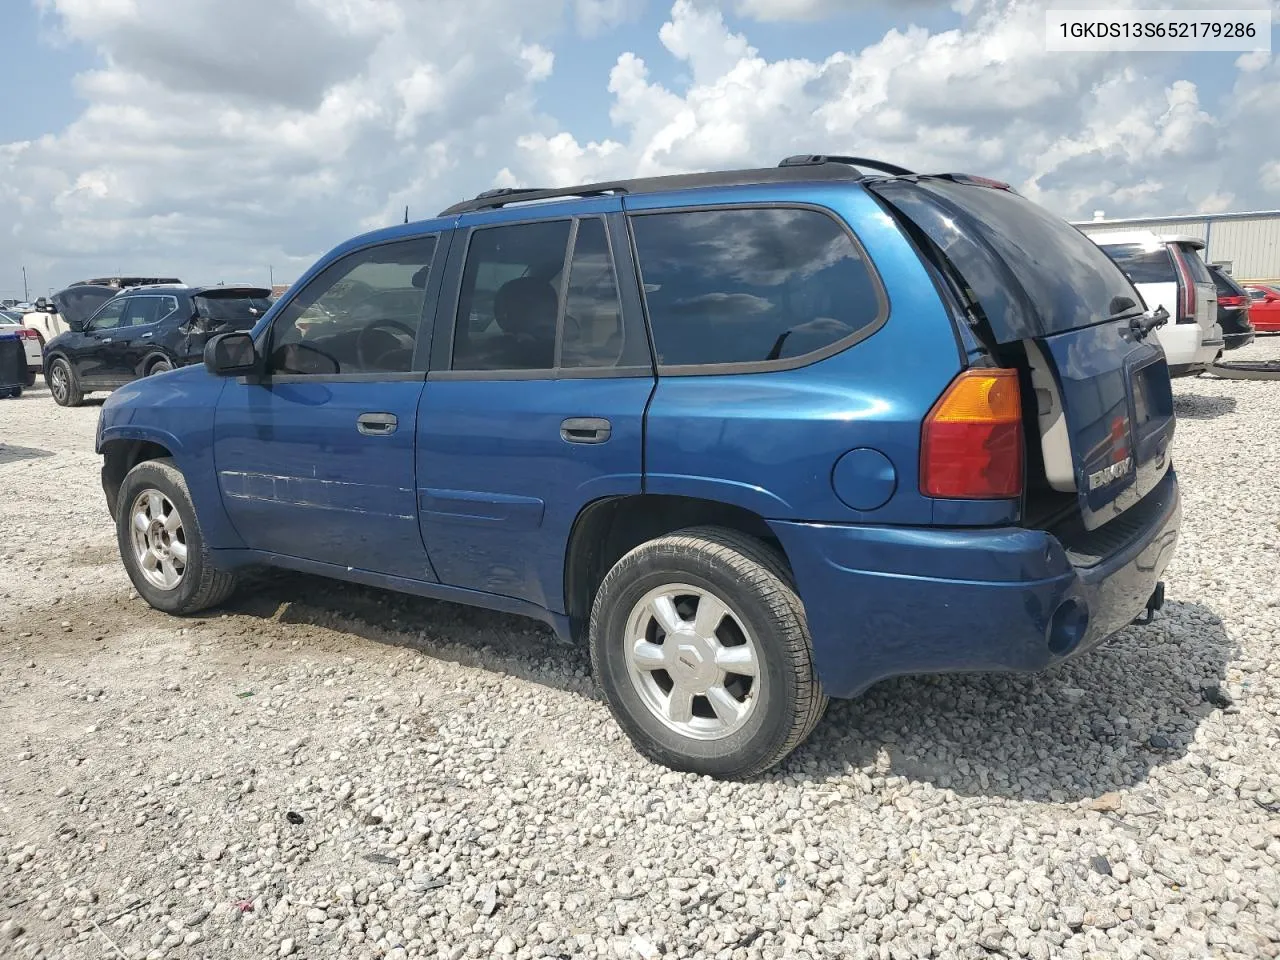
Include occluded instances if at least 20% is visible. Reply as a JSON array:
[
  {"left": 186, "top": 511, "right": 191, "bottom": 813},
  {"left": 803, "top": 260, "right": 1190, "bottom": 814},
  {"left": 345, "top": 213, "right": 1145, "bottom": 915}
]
[{"left": 2, "top": 346, "right": 1280, "bottom": 960}]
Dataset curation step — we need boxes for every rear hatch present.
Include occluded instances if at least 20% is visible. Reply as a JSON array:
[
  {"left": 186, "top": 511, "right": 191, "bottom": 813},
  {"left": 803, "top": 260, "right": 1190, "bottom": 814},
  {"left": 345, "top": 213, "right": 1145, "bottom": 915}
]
[
  {"left": 193, "top": 288, "right": 273, "bottom": 333},
  {"left": 1170, "top": 241, "right": 1220, "bottom": 343},
  {"left": 870, "top": 177, "right": 1174, "bottom": 531}
]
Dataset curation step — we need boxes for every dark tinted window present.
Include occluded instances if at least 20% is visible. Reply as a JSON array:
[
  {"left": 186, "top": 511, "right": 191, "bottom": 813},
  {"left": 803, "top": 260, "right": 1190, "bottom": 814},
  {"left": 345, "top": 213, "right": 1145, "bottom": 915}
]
[
  {"left": 270, "top": 236, "right": 436, "bottom": 375},
  {"left": 121, "top": 296, "right": 179, "bottom": 327},
  {"left": 1098, "top": 243, "right": 1177, "bottom": 285},
  {"left": 631, "top": 208, "right": 881, "bottom": 367},
  {"left": 562, "top": 219, "right": 625, "bottom": 369},
  {"left": 196, "top": 294, "right": 273, "bottom": 326},
  {"left": 1177, "top": 244, "right": 1213, "bottom": 285},
  {"left": 905, "top": 184, "right": 1150, "bottom": 335},
  {"left": 1248, "top": 287, "right": 1268, "bottom": 301},
  {"left": 1209, "top": 267, "right": 1248, "bottom": 298},
  {"left": 453, "top": 220, "right": 571, "bottom": 372}
]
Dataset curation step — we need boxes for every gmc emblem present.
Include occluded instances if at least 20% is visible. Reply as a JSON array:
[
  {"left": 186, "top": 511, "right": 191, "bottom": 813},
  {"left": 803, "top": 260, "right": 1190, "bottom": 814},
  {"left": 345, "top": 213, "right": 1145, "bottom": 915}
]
[{"left": 1088, "top": 457, "right": 1133, "bottom": 490}]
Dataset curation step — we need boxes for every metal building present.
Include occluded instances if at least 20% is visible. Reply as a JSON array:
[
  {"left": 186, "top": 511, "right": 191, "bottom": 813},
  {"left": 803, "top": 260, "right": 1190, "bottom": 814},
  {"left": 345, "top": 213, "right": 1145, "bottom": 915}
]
[{"left": 1073, "top": 210, "right": 1280, "bottom": 282}]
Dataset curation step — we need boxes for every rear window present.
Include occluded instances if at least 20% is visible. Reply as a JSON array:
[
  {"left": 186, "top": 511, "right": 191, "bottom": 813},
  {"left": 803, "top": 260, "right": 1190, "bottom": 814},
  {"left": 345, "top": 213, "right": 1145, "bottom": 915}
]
[
  {"left": 1177, "top": 244, "right": 1213, "bottom": 285},
  {"left": 876, "top": 180, "right": 1145, "bottom": 339},
  {"left": 1210, "top": 268, "right": 1247, "bottom": 298},
  {"left": 1098, "top": 243, "right": 1177, "bottom": 285},
  {"left": 630, "top": 207, "right": 883, "bottom": 367},
  {"left": 195, "top": 294, "right": 273, "bottom": 324}
]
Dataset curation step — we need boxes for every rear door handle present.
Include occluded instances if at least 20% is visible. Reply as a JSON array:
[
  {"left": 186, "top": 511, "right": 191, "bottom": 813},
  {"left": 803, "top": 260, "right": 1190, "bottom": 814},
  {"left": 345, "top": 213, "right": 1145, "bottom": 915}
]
[
  {"left": 561, "top": 417, "right": 611, "bottom": 444},
  {"left": 141, "top": 332, "right": 153, "bottom": 339},
  {"left": 357, "top": 412, "right": 398, "bottom": 436}
]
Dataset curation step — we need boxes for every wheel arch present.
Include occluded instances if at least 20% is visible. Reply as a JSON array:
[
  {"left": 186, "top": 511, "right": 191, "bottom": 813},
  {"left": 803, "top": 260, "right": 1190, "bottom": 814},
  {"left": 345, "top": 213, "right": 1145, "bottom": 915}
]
[
  {"left": 100, "top": 433, "right": 181, "bottom": 521},
  {"left": 563, "top": 494, "right": 792, "bottom": 643}
]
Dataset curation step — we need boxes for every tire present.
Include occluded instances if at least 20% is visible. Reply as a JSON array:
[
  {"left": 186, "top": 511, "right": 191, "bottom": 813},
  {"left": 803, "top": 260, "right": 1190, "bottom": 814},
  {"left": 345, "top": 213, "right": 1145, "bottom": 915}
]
[
  {"left": 23, "top": 368, "right": 36, "bottom": 387},
  {"left": 148, "top": 358, "right": 173, "bottom": 376},
  {"left": 48, "top": 357, "right": 82, "bottom": 407},
  {"left": 116, "top": 458, "right": 238, "bottom": 615},
  {"left": 589, "top": 525, "right": 827, "bottom": 779}
]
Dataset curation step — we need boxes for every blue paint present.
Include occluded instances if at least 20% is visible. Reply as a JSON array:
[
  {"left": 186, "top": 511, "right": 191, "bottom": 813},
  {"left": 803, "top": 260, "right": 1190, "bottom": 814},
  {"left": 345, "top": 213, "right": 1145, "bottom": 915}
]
[
  {"left": 95, "top": 167, "right": 1182, "bottom": 708},
  {"left": 831, "top": 448, "right": 897, "bottom": 511}
]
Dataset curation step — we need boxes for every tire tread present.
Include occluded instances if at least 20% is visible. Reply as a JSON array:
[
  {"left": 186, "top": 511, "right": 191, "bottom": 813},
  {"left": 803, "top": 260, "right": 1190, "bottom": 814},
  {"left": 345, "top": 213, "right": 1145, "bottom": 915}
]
[{"left": 589, "top": 525, "right": 827, "bottom": 779}]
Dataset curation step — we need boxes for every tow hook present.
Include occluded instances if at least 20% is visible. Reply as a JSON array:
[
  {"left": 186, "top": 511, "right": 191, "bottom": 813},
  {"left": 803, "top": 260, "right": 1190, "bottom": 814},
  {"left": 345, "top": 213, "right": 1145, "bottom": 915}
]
[{"left": 1132, "top": 581, "right": 1165, "bottom": 625}]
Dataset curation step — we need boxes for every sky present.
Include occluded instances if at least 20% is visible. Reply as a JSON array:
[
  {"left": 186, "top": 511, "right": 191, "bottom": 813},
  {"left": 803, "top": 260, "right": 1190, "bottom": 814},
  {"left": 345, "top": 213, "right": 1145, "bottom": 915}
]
[{"left": 0, "top": 0, "right": 1277, "bottom": 298}]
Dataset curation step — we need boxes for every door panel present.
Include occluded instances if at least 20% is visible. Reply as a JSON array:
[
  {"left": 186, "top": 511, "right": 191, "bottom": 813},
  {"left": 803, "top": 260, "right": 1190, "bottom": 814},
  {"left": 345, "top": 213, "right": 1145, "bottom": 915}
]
[
  {"left": 75, "top": 299, "right": 127, "bottom": 383},
  {"left": 417, "top": 378, "right": 650, "bottom": 608},
  {"left": 416, "top": 202, "right": 654, "bottom": 611},
  {"left": 213, "top": 380, "right": 433, "bottom": 579},
  {"left": 212, "top": 232, "right": 445, "bottom": 579}
]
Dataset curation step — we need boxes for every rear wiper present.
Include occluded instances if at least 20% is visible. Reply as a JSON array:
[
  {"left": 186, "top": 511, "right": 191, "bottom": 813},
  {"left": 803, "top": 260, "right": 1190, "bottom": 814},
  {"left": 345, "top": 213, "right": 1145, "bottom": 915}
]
[{"left": 1128, "top": 305, "right": 1169, "bottom": 340}]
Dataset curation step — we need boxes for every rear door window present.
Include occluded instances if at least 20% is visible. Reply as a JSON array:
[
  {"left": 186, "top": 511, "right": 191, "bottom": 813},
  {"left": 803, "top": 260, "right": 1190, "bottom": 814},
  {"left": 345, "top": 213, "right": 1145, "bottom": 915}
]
[
  {"left": 630, "top": 207, "right": 883, "bottom": 368},
  {"left": 1097, "top": 243, "right": 1177, "bottom": 284}
]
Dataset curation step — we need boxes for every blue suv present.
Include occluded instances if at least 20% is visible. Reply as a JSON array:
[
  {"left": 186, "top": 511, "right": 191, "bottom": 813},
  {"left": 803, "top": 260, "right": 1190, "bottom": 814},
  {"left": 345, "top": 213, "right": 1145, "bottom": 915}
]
[{"left": 96, "top": 156, "right": 1180, "bottom": 778}]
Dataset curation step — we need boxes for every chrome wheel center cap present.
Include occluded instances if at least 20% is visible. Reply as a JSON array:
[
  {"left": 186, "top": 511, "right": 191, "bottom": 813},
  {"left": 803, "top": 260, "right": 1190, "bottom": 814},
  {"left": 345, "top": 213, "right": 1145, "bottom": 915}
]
[{"left": 670, "top": 636, "right": 715, "bottom": 692}]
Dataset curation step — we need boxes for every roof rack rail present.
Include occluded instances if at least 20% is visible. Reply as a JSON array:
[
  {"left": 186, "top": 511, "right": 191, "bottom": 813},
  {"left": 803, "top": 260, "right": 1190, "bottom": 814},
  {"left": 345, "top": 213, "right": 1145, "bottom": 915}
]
[
  {"left": 440, "top": 185, "right": 629, "bottom": 216},
  {"left": 778, "top": 155, "right": 916, "bottom": 177},
  {"left": 437, "top": 161, "right": 871, "bottom": 217}
]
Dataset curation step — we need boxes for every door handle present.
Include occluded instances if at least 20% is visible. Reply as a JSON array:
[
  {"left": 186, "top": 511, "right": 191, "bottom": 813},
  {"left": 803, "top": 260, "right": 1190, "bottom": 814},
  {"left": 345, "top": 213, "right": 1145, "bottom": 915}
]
[
  {"left": 357, "top": 412, "right": 398, "bottom": 436},
  {"left": 141, "top": 332, "right": 153, "bottom": 339},
  {"left": 100, "top": 337, "right": 113, "bottom": 344},
  {"left": 560, "top": 417, "right": 611, "bottom": 444}
]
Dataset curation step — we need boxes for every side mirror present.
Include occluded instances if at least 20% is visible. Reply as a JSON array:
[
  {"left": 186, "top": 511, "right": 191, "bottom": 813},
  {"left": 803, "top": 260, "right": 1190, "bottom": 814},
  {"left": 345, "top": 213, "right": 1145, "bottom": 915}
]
[
  {"left": 1267, "top": 293, "right": 1280, "bottom": 303},
  {"left": 204, "top": 332, "right": 258, "bottom": 376}
]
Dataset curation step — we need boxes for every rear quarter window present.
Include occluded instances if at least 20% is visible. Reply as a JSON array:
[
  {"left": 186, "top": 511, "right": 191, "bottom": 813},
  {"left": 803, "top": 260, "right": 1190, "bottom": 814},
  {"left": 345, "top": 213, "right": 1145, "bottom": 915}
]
[
  {"left": 629, "top": 207, "right": 884, "bottom": 369},
  {"left": 1176, "top": 244, "right": 1213, "bottom": 285}
]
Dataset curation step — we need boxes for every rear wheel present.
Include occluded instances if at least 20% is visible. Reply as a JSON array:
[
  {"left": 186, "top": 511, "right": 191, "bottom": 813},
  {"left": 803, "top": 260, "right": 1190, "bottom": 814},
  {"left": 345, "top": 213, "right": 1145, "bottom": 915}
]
[
  {"left": 48, "top": 357, "right": 82, "bottom": 407},
  {"left": 116, "top": 458, "right": 238, "bottom": 615},
  {"left": 589, "top": 526, "right": 827, "bottom": 779},
  {"left": 148, "top": 358, "right": 173, "bottom": 375},
  {"left": 23, "top": 368, "right": 36, "bottom": 387}
]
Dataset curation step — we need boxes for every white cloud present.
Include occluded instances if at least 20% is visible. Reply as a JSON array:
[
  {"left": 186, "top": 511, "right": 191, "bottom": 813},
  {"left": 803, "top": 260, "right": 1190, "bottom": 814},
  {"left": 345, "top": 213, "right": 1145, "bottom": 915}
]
[
  {"left": 3, "top": 0, "right": 1277, "bottom": 295},
  {"left": 514, "top": 0, "right": 1277, "bottom": 224}
]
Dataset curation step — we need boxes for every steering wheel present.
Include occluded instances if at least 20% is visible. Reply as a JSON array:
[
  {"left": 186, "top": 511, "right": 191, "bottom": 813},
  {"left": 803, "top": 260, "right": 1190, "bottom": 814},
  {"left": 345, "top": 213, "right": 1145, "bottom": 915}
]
[{"left": 356, "top": 319, "right": 416, "bottom": 370}]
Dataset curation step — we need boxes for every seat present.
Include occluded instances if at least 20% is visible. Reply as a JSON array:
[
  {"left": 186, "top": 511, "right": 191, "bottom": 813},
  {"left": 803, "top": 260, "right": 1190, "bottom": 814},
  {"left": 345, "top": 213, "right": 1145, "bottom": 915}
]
[{"left": 487, "top": 277, "right": 558, "bottom": 369}]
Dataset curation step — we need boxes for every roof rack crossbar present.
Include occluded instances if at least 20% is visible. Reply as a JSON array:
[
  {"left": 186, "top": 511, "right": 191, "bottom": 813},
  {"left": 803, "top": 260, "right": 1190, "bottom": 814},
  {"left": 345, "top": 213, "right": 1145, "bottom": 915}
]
[{"left": 778, "top": 155, "right": 916, "bottom": 177}]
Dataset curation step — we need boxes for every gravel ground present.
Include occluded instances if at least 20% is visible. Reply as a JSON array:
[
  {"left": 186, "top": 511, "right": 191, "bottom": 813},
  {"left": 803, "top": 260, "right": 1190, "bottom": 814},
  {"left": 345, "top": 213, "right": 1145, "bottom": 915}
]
[{"left": 2, "top": 345, "right": 1279, "bottom": 960}]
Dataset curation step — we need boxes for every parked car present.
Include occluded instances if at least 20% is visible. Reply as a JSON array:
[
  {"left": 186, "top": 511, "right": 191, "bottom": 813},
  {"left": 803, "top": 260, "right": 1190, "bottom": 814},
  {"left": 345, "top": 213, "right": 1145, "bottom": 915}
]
[
  {"left": 1207, "top": 264, "right": 1255, "bottom": 351},
  {"left": 1089, "top": 231, "right": 1222, "bottom": 376},
  {"left": 1244, "top": 283, "right": 1280, "bottom": 332},
  {"left": 23, "top": 284, "right": 122, "bottom": 343},
  {"left": 0, "top": 309, "right": 44, "bottom": 385},
  {"left": 95, "top": 156, "right": 1180, "bottom": 777},
  {"left": 43, "top": 285, "right": 272, "bottom": 406}
]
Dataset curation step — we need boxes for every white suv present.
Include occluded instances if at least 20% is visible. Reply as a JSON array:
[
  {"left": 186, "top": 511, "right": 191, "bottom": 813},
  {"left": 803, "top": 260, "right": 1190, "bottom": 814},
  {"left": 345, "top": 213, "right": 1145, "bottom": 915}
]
[{"left": 1089, "top": 231, "right": 1222, "bottom": 377}]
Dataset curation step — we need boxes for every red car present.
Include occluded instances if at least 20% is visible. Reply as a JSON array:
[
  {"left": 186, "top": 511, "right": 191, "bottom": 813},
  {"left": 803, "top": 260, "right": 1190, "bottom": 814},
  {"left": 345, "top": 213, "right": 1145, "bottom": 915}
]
[{"left": 1245, "top": 283, "right": 1280, "bottom": 332}]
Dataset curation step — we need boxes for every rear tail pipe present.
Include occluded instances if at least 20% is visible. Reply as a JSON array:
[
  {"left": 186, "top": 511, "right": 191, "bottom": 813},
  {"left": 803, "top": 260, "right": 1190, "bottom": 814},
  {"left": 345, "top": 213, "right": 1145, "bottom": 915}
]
[{"left": 1132, "top": 581, "right": 1165, "bottom": 625}]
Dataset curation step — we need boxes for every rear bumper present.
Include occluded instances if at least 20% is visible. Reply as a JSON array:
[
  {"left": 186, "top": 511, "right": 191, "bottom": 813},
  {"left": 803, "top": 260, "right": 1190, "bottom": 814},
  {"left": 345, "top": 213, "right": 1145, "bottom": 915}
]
[{"left": 770, "top": 469, "right": 1181, "bottom": 699}]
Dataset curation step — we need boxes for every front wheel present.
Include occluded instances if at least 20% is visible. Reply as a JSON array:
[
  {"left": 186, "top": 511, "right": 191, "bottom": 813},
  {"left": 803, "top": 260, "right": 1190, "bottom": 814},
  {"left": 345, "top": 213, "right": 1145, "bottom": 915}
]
[
  {"left": 48, "top": 357, "right": 82, "bottom": 407},
  {"left": 116, "top": 458, "right": 238, "bottom": 615},
  {"left": 589, "top": 526, "right": 827, "bottom": 779}
]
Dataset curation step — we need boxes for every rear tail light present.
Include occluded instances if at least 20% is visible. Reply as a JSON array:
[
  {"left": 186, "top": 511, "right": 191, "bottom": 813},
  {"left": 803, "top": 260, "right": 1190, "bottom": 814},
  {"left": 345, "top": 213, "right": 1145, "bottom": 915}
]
[
  {"left": 1169, "top": 246, "right": 1197, "bottom": 323},
  {"left": 1219, "top": 295, "right": 1244, "bottom": 307},
  {"left": 920, "top": 369, "right": 1024, "bottom": 499},
  {"left": 16, "top": 328, "right": 39, "bottom": 341}
]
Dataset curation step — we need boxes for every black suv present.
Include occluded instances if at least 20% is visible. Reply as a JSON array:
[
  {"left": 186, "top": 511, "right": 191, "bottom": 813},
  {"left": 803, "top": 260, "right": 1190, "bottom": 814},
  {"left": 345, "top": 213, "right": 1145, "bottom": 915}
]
[
  {"left": 1206, "top": 264, "right": 1255, "bottom": 351},
  {"left": 44, "top": 285, "right": 273, "bottom": 406}
]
